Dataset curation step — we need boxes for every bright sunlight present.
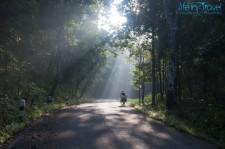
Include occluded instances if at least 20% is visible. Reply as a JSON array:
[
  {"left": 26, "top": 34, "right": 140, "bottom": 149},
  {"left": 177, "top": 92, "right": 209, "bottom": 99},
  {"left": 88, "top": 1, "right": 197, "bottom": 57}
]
[{"left": 98, "top": 0, "right": 127, "bottom": 33}]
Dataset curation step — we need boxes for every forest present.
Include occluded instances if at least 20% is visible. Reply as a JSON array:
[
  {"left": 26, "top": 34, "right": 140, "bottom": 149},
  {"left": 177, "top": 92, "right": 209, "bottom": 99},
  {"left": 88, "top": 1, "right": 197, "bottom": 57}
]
[{"left": 0, "top": 0, "right": 225, "bottom": 147}]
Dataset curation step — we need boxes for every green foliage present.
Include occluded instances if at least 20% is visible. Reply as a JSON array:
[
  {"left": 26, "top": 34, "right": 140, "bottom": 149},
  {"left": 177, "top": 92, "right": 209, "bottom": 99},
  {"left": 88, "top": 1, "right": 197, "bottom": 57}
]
[
  {"left": 0, "top": 0, "right": 225, "bottom": 146},
  {"left": 128, "top": 98, "right": 139, "bottom": 107},
  {"left": 0, "top": 97, "right": 85, "bottom": 144},
  {"left": 0, "top": 122, "right": 25, "bottom": 144},
  {"left": 128, "top": 98, "right": 225, "bottom": 148},
  {"left": 0, "top": 0, "right": 108, "bottom": 144},
  {"left": 124, "top": 0, "right": 225, "bottom": 145},
  {"left": 0, "top": 96, "right": 18, "bottom": 128}
]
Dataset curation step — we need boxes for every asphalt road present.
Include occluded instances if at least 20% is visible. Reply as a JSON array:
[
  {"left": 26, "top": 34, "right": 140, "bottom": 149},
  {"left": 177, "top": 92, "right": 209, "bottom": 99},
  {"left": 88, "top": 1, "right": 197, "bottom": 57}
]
[{"left": 5, "top": 100, "right": 217, "bottom": 149}]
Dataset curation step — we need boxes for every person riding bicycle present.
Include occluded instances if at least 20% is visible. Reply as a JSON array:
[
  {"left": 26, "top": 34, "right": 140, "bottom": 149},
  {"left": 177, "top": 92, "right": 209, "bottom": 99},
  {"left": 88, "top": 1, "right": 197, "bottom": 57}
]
[{"left": 120, "top": 91, "right": 127, "bottom": 105}]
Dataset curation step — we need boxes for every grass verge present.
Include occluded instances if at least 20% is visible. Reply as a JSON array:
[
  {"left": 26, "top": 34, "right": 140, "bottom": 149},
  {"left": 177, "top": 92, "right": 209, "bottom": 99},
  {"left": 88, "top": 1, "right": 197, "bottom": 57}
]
[
  {"left": 128, "top": 98, "right": 225, "bottom": 148},
  {"left": 0, "top": 98, "right": 86, "bottom": 144}
]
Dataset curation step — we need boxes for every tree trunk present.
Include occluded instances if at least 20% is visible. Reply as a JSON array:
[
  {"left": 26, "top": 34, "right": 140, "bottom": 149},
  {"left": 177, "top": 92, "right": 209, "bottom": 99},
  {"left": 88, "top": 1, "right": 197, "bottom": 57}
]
[
  {"left": 163, "top": 0, "right": 178, "bottom": 109},
  {"left": 74, "top": 80, "right": 81, "bottom": 98},
  {"left": 49, "top": 79, "right": 58, "bottom": 96},
  {"left": 71, "top": 87, "right": 74, "bottom": 98},
  {"left": 79, "top": 79, "right": 91, "bottom": 98},
  {"left": 151, "top": 26, "right": 156, "bottom": 106},
  {"left": 138, "top": 52, "right": 142, "bottom": 105},
  {"left": 177, "top": 64, "right": 182, "bottom": 102},
  {"left": 48, "top": 0, "right": 65, "bottom": 96},
  {"left": 141, "top": 81, "right": 145, "bottom": 105},
  {"left": 162, "top": 57, "right": 165, "bottom": 94},
  {"left": 159, "top": 59, "right": 164, "bottom": 100},
  {"left": 141, "top": 56, "right": 145, "bottom": 105}
]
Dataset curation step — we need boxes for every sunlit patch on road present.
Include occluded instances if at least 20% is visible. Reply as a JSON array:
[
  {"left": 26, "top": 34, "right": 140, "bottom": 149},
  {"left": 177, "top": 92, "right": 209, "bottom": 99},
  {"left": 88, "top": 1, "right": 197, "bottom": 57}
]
[{"left": 6, "top": 101, "right": 216, "bottom": 149}]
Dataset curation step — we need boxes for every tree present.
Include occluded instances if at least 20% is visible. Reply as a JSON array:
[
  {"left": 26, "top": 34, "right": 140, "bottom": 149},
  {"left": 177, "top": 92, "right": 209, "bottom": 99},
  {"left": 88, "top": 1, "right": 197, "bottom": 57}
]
[{"left": 163, "top": 0, "right": 177, "bottom": 109}]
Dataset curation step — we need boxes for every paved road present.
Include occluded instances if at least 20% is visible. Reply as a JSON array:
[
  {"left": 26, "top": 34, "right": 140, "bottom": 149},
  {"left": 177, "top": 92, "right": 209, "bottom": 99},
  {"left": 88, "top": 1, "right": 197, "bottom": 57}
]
[{"left": 5, "top": 101, "right": 217, "bottom": 149}]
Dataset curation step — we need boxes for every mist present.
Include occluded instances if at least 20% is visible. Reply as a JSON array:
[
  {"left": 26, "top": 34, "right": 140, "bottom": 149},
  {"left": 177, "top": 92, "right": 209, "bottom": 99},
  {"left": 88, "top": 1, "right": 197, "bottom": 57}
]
[{"left": 88, "top": 53, "right": 138, "bottom": 99}]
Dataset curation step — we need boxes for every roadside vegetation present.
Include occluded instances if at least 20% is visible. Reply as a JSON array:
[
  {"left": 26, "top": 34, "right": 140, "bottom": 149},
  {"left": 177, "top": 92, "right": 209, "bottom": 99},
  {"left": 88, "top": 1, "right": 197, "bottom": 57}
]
[
  {"left": 1, "top": 0, "right": 225, "bottom": 147},
  {"left": 128, "top": 97, "right": 225, "bottom": 148},
  {"left": 0, "top": 96, "right": 86, "bottom": 144},
  {"left": 0, "top": 0, "right": 105, "bottom": 144}
]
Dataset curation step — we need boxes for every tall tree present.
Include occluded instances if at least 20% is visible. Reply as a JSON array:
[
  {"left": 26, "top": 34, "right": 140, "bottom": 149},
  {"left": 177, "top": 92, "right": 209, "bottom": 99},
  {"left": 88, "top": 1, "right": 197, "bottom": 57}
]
[{"left": 163, "top": 0, "right": 177, "bottom": 108}]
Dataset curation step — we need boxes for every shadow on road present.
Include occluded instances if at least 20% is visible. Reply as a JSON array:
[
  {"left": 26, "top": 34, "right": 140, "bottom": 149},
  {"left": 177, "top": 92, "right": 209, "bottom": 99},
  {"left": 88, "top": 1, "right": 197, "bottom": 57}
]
[{"left": 5, "top": 102, "right": 217, "bottom": 149}]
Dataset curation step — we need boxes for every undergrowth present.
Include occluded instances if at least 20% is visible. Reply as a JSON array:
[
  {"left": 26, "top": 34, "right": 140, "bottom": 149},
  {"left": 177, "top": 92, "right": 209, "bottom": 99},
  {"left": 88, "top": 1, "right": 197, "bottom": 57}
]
[
  {"left": 0, "top": 98, "right": 85, "bottom": 144},
  {"left": 128, "top": 97, "right": 225, "bottom": 148}
]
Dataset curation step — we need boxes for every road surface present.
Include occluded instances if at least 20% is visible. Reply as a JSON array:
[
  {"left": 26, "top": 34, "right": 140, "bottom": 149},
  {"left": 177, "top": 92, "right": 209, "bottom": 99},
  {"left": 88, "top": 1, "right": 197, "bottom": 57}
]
[{"left": 5, "top": 100, "right": 217, "bottom": 149}]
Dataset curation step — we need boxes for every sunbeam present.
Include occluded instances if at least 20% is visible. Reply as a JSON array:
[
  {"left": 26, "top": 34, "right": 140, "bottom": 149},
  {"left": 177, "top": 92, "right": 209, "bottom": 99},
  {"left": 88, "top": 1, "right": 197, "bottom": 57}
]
[
  {"left": 98, "top": 0, "right": 127, "bottom": 34},
  {"left": 88, "top": 53, "right": 138, "bottom": 99}
]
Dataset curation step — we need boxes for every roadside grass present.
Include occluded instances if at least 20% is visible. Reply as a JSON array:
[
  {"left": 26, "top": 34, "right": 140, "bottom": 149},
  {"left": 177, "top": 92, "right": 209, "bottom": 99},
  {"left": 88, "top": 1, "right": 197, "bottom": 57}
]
[
  {"left": 0, "top": 98, "right": 86, "bottom": 144},
  {"left": 128, "top": 97, "right": 225, "bottom": 148}
]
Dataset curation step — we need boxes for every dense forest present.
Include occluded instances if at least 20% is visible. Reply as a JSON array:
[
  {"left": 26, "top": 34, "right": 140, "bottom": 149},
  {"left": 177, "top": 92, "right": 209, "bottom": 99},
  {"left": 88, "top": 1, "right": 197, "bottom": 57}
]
[{"left": 0, "top": 0, "right": 225, "bottom": 146}]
